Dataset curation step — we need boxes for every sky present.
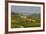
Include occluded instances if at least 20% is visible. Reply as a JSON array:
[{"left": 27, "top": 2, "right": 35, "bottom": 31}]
[{"left": 11, "top": 5, "right": 41, "bottom": 14}]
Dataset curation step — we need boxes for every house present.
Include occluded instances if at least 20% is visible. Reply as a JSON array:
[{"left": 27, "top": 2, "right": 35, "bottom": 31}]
[{"left": 20, "top": 16, "right": 27, "bottom": 19}]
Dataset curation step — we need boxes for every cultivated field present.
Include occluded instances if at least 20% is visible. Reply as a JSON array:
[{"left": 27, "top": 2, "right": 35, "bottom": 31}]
[{"left": 11, "top": 12, "right": 41, "bottom": 28}]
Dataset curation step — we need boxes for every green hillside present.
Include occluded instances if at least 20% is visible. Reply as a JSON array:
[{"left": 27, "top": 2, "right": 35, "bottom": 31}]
[{"left": 11, "top": 12, "right": 41, "bottom": 28}]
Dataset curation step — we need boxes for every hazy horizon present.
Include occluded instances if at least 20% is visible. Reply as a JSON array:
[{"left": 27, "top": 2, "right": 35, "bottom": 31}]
[{"left": 11, "top": 6, "right": 41, "bottom": 14}]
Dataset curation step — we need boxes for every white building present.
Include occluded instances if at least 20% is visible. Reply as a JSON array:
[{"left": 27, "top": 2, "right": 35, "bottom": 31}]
[{"left": 20, "top": 16, "right": 27, "bottom": 19}]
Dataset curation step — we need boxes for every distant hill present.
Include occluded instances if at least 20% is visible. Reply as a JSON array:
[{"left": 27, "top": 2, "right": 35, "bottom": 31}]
[
  {"left": 11, "top": 12, "right": 40, "bottom": 19},
  {"left": 31, "top": 13, "right": 40, "bottom": 19}
]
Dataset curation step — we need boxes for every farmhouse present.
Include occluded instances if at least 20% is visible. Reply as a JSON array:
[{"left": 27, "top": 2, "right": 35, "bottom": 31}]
[{"left": 20, "top": 16, "right": 27, "bottom": 19}]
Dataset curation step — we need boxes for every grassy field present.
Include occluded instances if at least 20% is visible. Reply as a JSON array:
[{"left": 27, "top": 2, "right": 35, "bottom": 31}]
[{"left": 11, "top": 12, "right": 41, "bottom": 28}]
